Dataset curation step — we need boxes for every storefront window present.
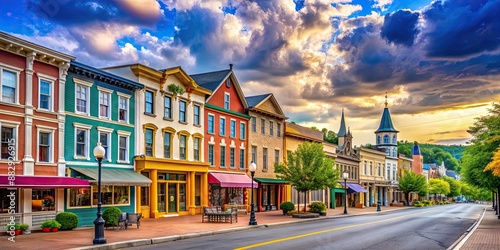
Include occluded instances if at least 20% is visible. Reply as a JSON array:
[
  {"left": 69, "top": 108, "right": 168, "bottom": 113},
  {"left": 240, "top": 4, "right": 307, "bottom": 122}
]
[
  {"left": 69, "top": 187, "right": 91, "bottom": 207},
  {"left": 68, "top": 185, "right": 130, "bottom": 208},
  {"left": 32, "top": 189, "right": 55, "bottom": 212},
  {"left": 1, "top": 189, "right": 18, "bottom": 213},
  {"left": 141, "top": 172, "right": 150, "bottom": 206},
  {"left": 195, "top": 175, "right": 201, "bottom": 206}
]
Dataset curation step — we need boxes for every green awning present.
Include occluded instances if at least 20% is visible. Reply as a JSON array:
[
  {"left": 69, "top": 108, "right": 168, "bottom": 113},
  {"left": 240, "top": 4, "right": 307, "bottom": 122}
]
[
  {"left": 333, "top": 188, "right": 346, "bottom": 193},
  {"left": 70, "top": 167, "right": 152, "bottom": 187},
  {"left": 254, "top": 178, "right": 288, "bottom": 184}
]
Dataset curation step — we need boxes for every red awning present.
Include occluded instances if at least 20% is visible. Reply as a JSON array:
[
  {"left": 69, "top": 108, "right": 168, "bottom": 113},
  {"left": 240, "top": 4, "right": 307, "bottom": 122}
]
[
  {"left": 208, "top": 172, "right": 258, "bottom": 188},
  {"left": 0, "top": 175, "right": 90, "bottom": 188}
]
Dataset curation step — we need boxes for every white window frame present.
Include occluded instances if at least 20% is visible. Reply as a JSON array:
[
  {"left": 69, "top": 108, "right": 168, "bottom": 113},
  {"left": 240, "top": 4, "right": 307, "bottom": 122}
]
[
  {"left": 193, "top": 137, "right": 200, "bottom": 161},
  {"left": 117, "top": 93, "right": 130, "bottom": 123},
  {"left": 239, "top": 122, "right": 246, "bottom": 140},
  {"left": 179, "top": 134, "right": 187, "bottom": 160},
  {"left": 208, "top": 144, "right": 215, "bottom": 166},
  {"left": 219, "top": 117, "right": 226, "bottom": 136},
  {"left": 36, "top": 125, "right": 56, "bottom": 164},
  {"left": 0, "top": 120, "right": 20, "bottom": 161},
  {"left": 117, "top": 130, "right": 131, "bottom": 164},
  {"left": 230, "top": 119, "right": 236, "bottom": 138},
  {"left": 36, "top": 73, "right": 56, "bottom": 112},
  {"left": 73, "top": 78, "right": 93, "bottom": 115},
  {"left": 74, "top": 123, "right": 92, "bottom": 160},
  {"left": 224, "top": 92, "right": 230, "bottom": 109},
  {"left": 0, "top": 63, "right": 22, "bottom": 105},
  {"left": 97, "top": 126, "right": 114, "bottom": 162},
  {"left": 98, "top": 86, "right": 113, "bottom": 120},
  {"left": 208, "top": 114, "right": 215, "bottom": 134}
]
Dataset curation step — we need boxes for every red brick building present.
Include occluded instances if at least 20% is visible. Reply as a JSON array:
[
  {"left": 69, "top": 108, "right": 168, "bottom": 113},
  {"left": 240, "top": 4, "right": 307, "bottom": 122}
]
[
  {"left": 0, "top": 32, "right": 87, "bottom": 228},
  {"left": 191, "top": 65, "right": 256, "bottom": 208}
]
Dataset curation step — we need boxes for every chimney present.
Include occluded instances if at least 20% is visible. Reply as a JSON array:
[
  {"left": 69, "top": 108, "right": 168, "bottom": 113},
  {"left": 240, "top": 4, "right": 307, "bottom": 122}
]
[{"left": 229, "top": 64, "right": 233, "bottom": 70}]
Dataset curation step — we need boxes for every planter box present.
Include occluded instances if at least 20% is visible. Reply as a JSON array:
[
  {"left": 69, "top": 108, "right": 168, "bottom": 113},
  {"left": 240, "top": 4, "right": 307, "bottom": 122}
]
[{"left": 292, "top": 213, "right": 319, "bottom": 219}]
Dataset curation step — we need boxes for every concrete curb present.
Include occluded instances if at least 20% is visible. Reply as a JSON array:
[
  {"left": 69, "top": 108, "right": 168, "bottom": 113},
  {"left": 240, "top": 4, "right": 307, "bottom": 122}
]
[
  {"left": 69, "top": 207, "right": 413, "bottom": 250},
  {"left": 447, "top": 207, "right": 486, "bottom": 250}
]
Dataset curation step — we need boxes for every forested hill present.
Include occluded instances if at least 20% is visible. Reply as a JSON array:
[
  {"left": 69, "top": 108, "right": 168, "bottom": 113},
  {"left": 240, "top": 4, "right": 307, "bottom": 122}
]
[{"left": 397, "top": 142, "right": 465, "bottom": 172}]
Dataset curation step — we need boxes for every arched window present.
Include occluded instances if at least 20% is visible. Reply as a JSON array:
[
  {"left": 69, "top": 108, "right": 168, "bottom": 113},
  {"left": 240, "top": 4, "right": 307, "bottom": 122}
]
[
  {"left": 385, "top": 148, "right": 389, "bottom": 156},
  {"left": 383, "top": 135, "right": 389, "bottom": 144},
  {"left": 392, "top": 148, "right": 397, "bottom": 157},
  {"left": 392, "top": 135, "right": 396, "bottom": 144},
  {"left": 377, "top": 136, "right": 381, "bottom": 144}
]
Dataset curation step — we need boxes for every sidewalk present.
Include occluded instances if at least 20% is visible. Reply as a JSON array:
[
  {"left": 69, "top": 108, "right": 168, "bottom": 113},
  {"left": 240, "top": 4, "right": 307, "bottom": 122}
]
[
  {"left": 2, "top": 206, "right": 409, "bottom": 250},
  {"left": 455, "top": 207, "right": 500, "bottom": 250}
]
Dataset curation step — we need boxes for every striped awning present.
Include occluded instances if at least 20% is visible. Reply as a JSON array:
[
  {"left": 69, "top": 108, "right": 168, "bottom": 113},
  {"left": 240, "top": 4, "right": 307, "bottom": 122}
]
[{"left": 71, "top": 167, "right": 151, "bottom": 187}]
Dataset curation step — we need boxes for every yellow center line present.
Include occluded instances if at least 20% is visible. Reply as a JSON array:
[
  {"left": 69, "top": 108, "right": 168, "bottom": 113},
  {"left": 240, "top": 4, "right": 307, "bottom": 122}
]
[{"left": 234, "top": 209, "right": 437, "bottom": 250}]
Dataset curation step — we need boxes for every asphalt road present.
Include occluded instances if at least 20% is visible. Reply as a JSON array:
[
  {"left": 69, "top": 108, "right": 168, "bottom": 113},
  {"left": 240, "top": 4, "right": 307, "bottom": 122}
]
[{"left": 129, "top": 204, "right": 486, "bottom": 250}]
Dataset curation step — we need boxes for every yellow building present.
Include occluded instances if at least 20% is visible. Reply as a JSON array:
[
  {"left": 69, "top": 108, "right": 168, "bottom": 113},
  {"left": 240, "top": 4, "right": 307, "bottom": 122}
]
[
  {"left": 357, "top": 147, "right": 387, "bottom": 207},
  {"left": 103, "top": 64, "right": 212, "bottom": 218}
]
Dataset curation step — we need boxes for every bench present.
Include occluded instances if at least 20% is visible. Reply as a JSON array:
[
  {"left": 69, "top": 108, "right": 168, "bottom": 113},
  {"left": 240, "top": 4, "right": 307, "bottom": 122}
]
[
  {"left": 225, "top": 204, "right": 248, "bottom": 215},
  {"left": 117, "top": 212, "right": 142, "bottom": 230},
  {"left": 202, "top": 206, "right": 238, "bottom": 223}
]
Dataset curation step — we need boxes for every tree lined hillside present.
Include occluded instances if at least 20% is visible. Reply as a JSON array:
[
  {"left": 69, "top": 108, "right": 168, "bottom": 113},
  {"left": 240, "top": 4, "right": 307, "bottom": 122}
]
[{"left": 398, "top": 142, "right": 463, "bottom": 172}]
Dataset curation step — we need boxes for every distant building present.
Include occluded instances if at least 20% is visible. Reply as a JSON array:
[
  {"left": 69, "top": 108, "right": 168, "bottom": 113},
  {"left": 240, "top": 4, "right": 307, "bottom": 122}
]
[
  {"left": 412, "top": 143, "right": 423, "bottom": 176},
  {"left": 446, "top": 170, "right": 461, "bottom": 180}
]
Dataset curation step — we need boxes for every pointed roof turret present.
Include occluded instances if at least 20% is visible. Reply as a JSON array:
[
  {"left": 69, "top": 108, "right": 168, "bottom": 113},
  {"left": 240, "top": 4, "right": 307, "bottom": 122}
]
[
  {"left": 338, "top": 109, "right": 347, "bottom": 137},
  {"left": 412, "top": 142, "right": 421, "bottom": 155},
  {"left": 375, "top": 93, "right": 399, "bottom": 133}
]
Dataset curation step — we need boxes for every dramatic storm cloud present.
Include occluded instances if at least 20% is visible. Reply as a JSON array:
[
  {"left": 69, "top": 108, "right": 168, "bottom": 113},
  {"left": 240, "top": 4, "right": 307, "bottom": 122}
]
[{"left": 2, "top": 0, "right": 500, "bottom": 144}]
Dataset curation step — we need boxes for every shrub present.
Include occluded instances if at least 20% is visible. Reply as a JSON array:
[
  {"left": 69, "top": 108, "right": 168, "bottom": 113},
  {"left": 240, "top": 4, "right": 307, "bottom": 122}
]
[
  {"left": 309, "top": 201, "right": 327, "bottom": 213},
  {"left": 56, "top": 212, "right": 79, "bottom": 230},
  {"left": 413, "top": 200, "right": 420, "bottom": 206},
  {"left": 102, "top": 206, "right": 122, "bottom": 227},
  {"left": 20, "top": 223, "right": 29, "bottom": 231},
  {"left": 41, "top": 220, "right": 61, "bottom": 229},
  {"left": 280, "top": 201, "right": 295, "bottom": 215},
  {"left": 6, "top": 222, "right": 20, "bottom": 231}
]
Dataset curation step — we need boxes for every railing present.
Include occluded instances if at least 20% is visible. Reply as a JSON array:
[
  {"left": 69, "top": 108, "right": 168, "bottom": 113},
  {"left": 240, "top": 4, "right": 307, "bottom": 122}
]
[
  {"left": 32, "top": 212, "right": 56, "bottom": 228},
  {"left": 0, "top": 213, "right": 22, "bottom": 230}
]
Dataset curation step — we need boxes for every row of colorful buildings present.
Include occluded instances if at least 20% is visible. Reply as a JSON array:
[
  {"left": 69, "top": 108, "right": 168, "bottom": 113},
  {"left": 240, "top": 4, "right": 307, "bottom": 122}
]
[{"left": 1, "top": 31, "right": 419, "bottom": 229}]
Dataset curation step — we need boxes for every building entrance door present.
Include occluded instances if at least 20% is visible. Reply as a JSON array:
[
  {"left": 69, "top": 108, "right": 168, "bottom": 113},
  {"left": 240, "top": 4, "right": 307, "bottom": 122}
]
[{"left": 168, "top": 183, "right": 177, "bottom": 213}]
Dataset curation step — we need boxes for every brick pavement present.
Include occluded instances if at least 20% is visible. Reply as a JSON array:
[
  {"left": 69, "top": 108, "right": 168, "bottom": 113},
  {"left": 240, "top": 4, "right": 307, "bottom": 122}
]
[{"left": 457, "top": 207, "right": 500, "bottom": 250}]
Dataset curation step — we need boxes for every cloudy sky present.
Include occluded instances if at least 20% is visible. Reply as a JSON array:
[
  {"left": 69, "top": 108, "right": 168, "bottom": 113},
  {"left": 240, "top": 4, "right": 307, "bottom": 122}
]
[{"left": 1, "top": 0, "right": 499, "bottom": 146}]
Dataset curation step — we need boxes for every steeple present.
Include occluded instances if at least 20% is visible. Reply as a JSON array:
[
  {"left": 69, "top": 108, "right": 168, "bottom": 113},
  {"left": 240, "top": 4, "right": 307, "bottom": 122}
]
[
  {"left": 375, "top": 94, "right": 398, "bottom": 133},
  {"left": 338, "top": 109, "right": 347, "bottom": 137}
]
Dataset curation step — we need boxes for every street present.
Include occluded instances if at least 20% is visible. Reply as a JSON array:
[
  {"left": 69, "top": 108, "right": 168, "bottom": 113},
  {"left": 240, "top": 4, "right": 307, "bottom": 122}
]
[{"left": 128, "top": 204, "right": 486, "bottom": 250}]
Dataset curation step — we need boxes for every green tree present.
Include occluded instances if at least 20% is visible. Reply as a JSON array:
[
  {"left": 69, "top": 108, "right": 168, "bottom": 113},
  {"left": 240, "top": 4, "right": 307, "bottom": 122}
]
[
  {"left": 441, "top": 176, "right": 461, "bottom": 198},
  {"left": 398, "top": 170, "right": 427, "bottom": 205},
  {"left": 275, "top": 142, "right": 339, "bottom": 212},
  {"left": 428, "top": 178, "right": 450, "bottom": 201},
  {"left": 485, "top": 147, "right": 500, "bottom": 177},
  {"left": 322, "top": 128, "right": 338, "bottom": 144},
  {"left": 460, "top": 103, "right": 500, "bottom": 204}
]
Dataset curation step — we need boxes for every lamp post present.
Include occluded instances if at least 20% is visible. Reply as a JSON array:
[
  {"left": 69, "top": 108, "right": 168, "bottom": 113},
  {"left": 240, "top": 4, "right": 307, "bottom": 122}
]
[
  {"left": 248, "top": 161, "right": 258, "bottom": 225},
  {"left": 342, "top": 170, "right": 349, "bottom": 214},
  {"left": 93, "top": 143, "right": 106, "bottom": 244}
]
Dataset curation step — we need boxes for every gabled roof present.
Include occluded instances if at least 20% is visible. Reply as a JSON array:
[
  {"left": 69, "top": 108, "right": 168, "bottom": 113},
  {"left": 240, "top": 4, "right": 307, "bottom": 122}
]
[
  {"left": 162, "top": 66, "right": 211, "bottom": 95},
  {"left": 190, "top": 69, "right": 231, "bottom": 92},
  {"left": 246, "top": 94, "right": 269, "bottom": 108},
  {"left": 375, "top": 107, "right": 399, "bottom": 133},
  {"left": 285, "top": 122, "right": 323, "bottom": 142},
  {"left": 338, "top": 109, "right": 347, "bottom": 137},
  {"left": 246, "top": 93, "right": 287, "bottom": 120},
  {"left": 190, "top": 68, "right": 248, "bottom": 108}
]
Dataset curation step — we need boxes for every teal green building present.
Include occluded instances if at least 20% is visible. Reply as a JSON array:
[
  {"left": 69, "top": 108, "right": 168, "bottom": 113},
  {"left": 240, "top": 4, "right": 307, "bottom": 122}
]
[{"left": 64, "top": 61, "right": 151, "bottom": 226}]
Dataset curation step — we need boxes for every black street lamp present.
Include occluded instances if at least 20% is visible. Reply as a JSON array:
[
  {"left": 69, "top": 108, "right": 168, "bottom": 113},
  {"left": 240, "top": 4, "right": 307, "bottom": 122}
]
[
  {"left": 93, "top": 143, "right": 106, "bottom": 245},
  {"left": 248, "top": 161, "right": 258, "bottom": 225},
  {"left": 342, "top": 170, "right": 349, "bottom": 214}
]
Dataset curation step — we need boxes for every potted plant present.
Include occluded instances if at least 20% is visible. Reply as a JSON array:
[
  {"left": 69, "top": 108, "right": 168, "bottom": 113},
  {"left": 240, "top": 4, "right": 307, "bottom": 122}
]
[
  {"left": 43, "top": 195, "right": 55, "bottom": 210},
  {"left": 6, "top": 222, "right": 21, "bottom": 236},
  {"left": 20, "top": 223, "right": 30, "bottom": 234},
  {"left": 41, "top": 220, "right": 61, "bottom": 232},
  {"left": 167, "top": 84, "right": 185, "bottom": 100}
]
